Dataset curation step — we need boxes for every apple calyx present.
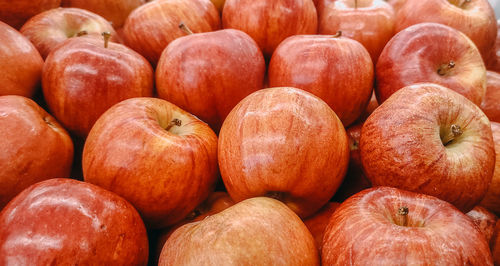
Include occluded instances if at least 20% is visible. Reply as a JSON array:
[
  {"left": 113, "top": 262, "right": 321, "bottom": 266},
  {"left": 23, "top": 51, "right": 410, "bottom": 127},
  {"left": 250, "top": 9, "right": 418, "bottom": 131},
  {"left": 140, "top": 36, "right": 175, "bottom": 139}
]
[
  {"left": 332, "top": 31, "right": 342, "bottom": 38},
  {"left": 437, "top": 61, "right": 455, "bottom": 76},
  {"left": 76, "top": 30, "right": 88, "bottom": 37},
  {"left": 165, "top": 118, "right": 182, "bottom": 131},
  {"left": 42, "top": 116, "right": 57, "bottom": 129},
  {"left": 350, "top": 139, "right": 359, "bottom": 151},
  {"left": 179, "top": 22, "right": 194, "bottom": 35},
  {"left": 101, "top": 32, "right": 111, "bottom": 48},
  {"left": 441, "top": 124, "right": 463, "bottom": 146},
  {"left": 397, "top": 206, "right": 409, "bottom": 227}
]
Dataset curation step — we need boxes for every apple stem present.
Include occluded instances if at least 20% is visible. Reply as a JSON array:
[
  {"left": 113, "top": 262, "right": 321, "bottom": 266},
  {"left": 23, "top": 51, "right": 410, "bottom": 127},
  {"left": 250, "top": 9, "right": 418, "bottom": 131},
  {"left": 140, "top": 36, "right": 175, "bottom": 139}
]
[
  {"left": 442, "top": 124, "right": 463, "bottom": 146},
  {"left": 179, "top": 22, "right": 194, "bottom": 35},
  {"left": 332, "top": 31, "right": 342, "bottom": 38},
  {"left": 165, "top": 118, "right": 182, "bottom": 131},
  {"left": 76, "top": 30, "right": 88, "bottom": 37},
  {"left": 354, "top": 0, "right": 358, "bottom": 9},
  {"left": 437, "top": 61, "right": 455, "bottom": 76},
  {"left": 398, "top": 206, "right": 409, "bottom": 227},
  {"left": 101, "top": 32, "right": 111, "bottom": 48}
]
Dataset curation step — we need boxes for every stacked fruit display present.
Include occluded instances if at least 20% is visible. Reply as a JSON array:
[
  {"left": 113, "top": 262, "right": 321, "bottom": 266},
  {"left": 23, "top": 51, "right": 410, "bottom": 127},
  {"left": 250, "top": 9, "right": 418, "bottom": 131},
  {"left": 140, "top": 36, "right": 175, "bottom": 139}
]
[{"left": 0, "top": 0, "right": 499, "bottom": 265}]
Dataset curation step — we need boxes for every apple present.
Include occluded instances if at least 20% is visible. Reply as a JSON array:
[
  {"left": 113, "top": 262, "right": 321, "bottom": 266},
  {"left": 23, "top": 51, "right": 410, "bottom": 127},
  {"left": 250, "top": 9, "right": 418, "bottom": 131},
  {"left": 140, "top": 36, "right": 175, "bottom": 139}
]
[
  {"left": 0, "top": 0, "right": 60, "bottom": 29},
  {"left": 322, "top": 186, "right": 493, "bottom": 265},
  {"left": 82, "top": 97, "right": 219, "bottom": 229},
  {"left": 466, "top": 206, "right": 498, "bottom": 244},
  {"left": 222, "top": 0, "right": 317, "bottom": 58},
  {"left": 486, "top": 19, "right": 500, "bottom": 72},
  {"left": 20, "top": 7, "right": 120, "bottom": 59},
  {"left": 122, "top": 0, "right": 220, "bottom": 66},
  {"left": 268, "top": 34, "right": 373, "bottom": 127},
  {"left": 480, "top": 121, "right": 500, "bottom": 215},
  {"left": 0, "top": 95, "right": 73, "bottom": 210},
  {"left": 376, "top": 22, "right": 486, "bottom": 106},
  {"left": 386, "top": 0, "right": 406, "bottom": 13},
  {"left": 395, "top": 0, "right": 497, "bottom": 61},
  {"left": 0, "top": 21, "right": 44, "bottom": 98},
  {"left": 303, "top": 202, "right": 340, "bottom": 253},
  {"left": 156, "top": 28, "right": 265, "bottom": 132},
  {"left": 318, "top": 0, "right": 396, "bottom": 63},
  {"left": 60, "top": 0, "right": 146, "bottom": 28},
  {"left": 0, "top": 178, "right": 148, "bottom": 264},
  {"left": 481, "top": 71, "right": 500, "bottom": 123},
  {"left": 360, "top": 83, "right": 495, "bottom": 212},
  {"left": 159, "top": 197, "right": 319, "bottom": 265},
  {"left": 492, "top": 221, "right": 500, "bottom": 264},
  {"left": 42, "top": 33, "right": 154, "bottom": 137},
  {"left": 218, "top": 87, "right": 349, "bottom": 218}
]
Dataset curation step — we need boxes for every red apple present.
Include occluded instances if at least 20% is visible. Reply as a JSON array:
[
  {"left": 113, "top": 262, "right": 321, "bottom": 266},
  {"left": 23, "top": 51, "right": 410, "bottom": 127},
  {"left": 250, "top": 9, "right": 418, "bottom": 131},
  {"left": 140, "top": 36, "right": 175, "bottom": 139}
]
[
  {"left": 492, "top": 221, "right": 500, "bottom": 264},
  {"left": 218, "top": 87, "right": 349, "bottom": 218},
  {"left": 42, "top": 34, "right": 154, "bottom": 137},
  {"left": 0, "top": 0, "right": 60, "bottom": 29},
  {"left": 222, "top": 0, "right": 317, "bottom": 58},
  {"left": 61, "top": 0, "right": 146, "bottom": 28},
  {"left": 0, "top": 21, "right": 44, "bottom": 98},
  {"left": 82, "top": 97, "right": 219, "bottom": 229},
  {"left": 156, "top": 28, "right": 265, "bottom": 132},
  {"left": 122, "top": 0, "right": 220, "bottom": 66},
  {"left": 395, "top": 0, "right": 497, "bottom": 61},
  {"left": 467, "top": 206, "right": 498, "bottom": 244},
  {"left": 360, "top": 83, "right": 495, "bottom": 212},
  {"left": 268, "top": 34, "right": 373, "bottom": 126},
  {"left": 481, "top": 71, "right": 500, "bottom": 123},
  {"left": 303, "top": 202, "right": 340, "bottom": 253},
  {"left": 386, "top": 0, "right": 406, "bottom": 13},
  {"left": 20, "top": 7, "right": 119, "bottom": 59},
  {"left": 0, "top": 95, "right": 73, "bottom": 210},
  {"left": 159, "top": 197, "right": 319, "bottom": 265},
  {"left": 322, "top": 187, "right": 493, "bottom": 265},
  {"left": 0, "top": 178, "right": 148, "bottom": 264},
  {"left": 480, "top": 121, "right": 500, "bottom": 215},
  {"left": 376, "top": 22, "right": 486, "bottom": 106},
  {"left": 318, "top": 0, "right": 395, "bottom": 63},
  {"left": 486, "top": 19, "right": 500, "bottom": 72}
]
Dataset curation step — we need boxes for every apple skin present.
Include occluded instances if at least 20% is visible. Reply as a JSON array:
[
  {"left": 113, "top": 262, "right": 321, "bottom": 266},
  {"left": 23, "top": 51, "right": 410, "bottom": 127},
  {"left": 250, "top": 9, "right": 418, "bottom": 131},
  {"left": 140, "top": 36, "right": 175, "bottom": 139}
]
[
  {"left": 82, "top": 97, "right": 219, "bottom": 229},
  {"left": 222, "top": 0, "right": 317, "bottom": 58},
  {"left": 480, "top": 121, "right": 500, "bottom": 215},
  {"left": 218, "top": 87, "right": 349, "bottom": 218},
  {"left": 20, "top": 7, "right": 119, "bottom": 59},
  {"left": 486, "top": 19, "right": 500, "bottom": 72},
  {"left": 0, "top": 21, "right": 44, "bottom": 98},
  {"left": 376, "top": 22, "right": 487, "bottom": 106},
  {"left": 386, "top": 0, "right": 406, "bottom": 13},
  {"left": 303, "top": 202, "right": 340, "bottom": 253},
  {"left": 318, "top": 0, "right": 395, "bottom": 63},
  {"left": 0, "top": 0, "right": 60, "bottom": 29},
  {"left": 360, "top": 83, "right": 495, "bottom": 213},
  {"left": 61, "top": 0, "right": 146, "bottom": 28},
  {"left": 481, "top": 71, "right": 500, "bottom": 123},
  {"left": 42, "top": 36, "right": 154, "bottom": 137},
  {"left": 268, "top": 34, "right": 373, "bottom": 127},
  {"left": 159, "top": 197, "right": 320, "bottom": 265},
  {"left": 210, "top": 0, "right": 225, "bottom": 13},
  {"left": 395, "top": 0, "right": 496, "bottom": 61},
  {"left": 466, "top": 206, "right": 498, "bottom": 244},
  {"left": 0, "top": 96, "right": 73, "bottom": 210},
  {"left": 0, "top": 178, "right": 148, "bottom": 265},
  {"left": 492, "top": 220, "right": 500, "bottom": 265},
  {"left": 122, "top": 0, "right": 220, "bottom": 66},
  {"left": 156, "top": 29, "right": 265, "bottom": 132},
  {"left": 322, "top": 187, "right": 493, "bottom": 265}
]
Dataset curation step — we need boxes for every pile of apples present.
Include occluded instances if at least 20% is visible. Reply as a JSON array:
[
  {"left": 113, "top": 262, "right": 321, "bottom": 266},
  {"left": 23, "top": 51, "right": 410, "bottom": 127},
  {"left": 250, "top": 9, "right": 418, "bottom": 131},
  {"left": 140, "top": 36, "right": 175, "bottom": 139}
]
[{"left": 1, "top": 0, "right": 500, "bottom": 264}]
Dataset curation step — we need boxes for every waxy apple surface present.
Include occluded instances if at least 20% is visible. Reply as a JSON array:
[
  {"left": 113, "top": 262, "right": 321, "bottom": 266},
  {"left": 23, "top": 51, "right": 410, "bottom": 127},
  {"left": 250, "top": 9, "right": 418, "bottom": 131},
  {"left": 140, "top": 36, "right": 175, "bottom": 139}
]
[
  {"left": 480, "top": 121, "right": 500, "bottom": 215},
  {"left": 481, "top": 71, "right": 500, "bottom": 123},
  {"left": 0, "top": 0, "right": 60, "bottom": 29},
  {"left": 466, "top": 206, "right": 498, "bottom": 244}
]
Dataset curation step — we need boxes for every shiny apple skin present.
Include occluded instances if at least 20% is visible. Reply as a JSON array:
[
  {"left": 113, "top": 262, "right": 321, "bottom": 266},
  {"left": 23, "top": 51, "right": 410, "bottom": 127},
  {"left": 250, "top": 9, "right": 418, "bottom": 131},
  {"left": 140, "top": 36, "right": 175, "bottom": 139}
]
[
  {"left": 0, "top": 21, "right": 44, "bottom": 98},
  {"left": 269, "top": 35, "right": 373, "bottom": 127},
  {"left": 218, "top": 87, "right": 349, "bottom": 218},
  {"left": 303, "top": 202, "right": 340, "bottom": 253},
  {"left": 159, "top": 197, "right": 319, "bottom": 266},
  {"left": 322, "top": 187, "right": 493, "bottom": 265},
  {"left": 0, "top": 96, "right": 73, "bottom": 210},
  {"left": 222, "top": 0, "right": 317, "bottom": 58},
  {"left": 83, "top": 97, "right": 219, "bottom": 229},
  {"left": 20, "top": 7, "right": 119, "bottom": 59},
  {"left": 376, "top": 22, "right": 486, "bottom": 106},
  {"left": 481, "top": 71, "right": 500, "bottom": 123},
  {"left": 361, "top": 83, "right": 495, "bottom": 212},
  {"left": 42, "top": 36, "right": 154, "bottom": 137},
  {"left": 396, "top": 0, "right": 496, "bottom": 61},
  {"left": 466, "top": 206, "right": 498, "bottom": 244},
  {"left": 480, "top": 122, "right": 500, "bottom": 215},
  {"left": 156, "top": 29, "right": 265, "bottom": 132},
  {"left": 123, "top": 0, "right": 220, "bottom": 66},
  {"left": 0, "top": 178, "right": 148, "bottom": 265},
  {"left": 0, "top": 0, "right": 60, "bottom": 29},
  {"left": 318, "top": 0, "right": 395, "bottom": 63},
  {"left": 61, "top": 0, "right": 146, "bottom": 28}
]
